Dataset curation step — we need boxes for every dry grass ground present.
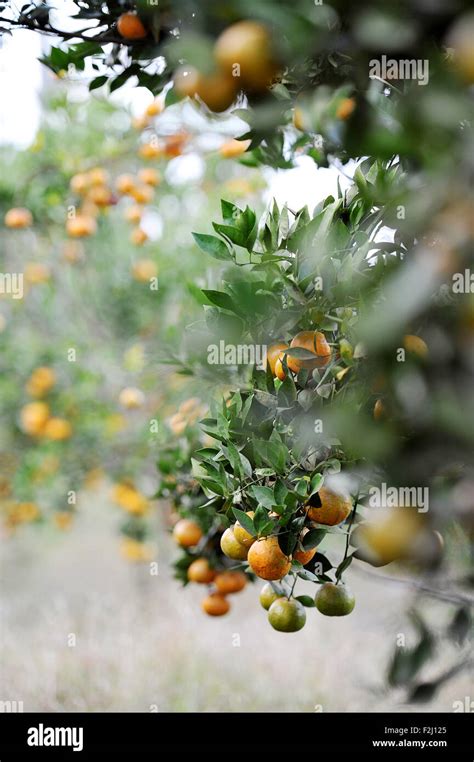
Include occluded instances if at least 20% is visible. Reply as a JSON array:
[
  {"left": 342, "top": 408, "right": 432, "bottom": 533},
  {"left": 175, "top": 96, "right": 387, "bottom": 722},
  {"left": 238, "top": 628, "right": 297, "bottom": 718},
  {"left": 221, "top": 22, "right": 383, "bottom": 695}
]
[{"left": 1, "top": 486, "right": 471, "bottom": 712}]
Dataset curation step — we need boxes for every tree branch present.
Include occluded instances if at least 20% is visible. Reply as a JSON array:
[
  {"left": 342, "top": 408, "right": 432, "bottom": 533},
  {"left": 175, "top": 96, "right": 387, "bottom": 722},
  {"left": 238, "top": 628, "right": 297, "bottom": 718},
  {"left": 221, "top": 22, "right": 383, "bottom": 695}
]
[{"left": 353, "top": 564, "right": 474, "bottom": 607}]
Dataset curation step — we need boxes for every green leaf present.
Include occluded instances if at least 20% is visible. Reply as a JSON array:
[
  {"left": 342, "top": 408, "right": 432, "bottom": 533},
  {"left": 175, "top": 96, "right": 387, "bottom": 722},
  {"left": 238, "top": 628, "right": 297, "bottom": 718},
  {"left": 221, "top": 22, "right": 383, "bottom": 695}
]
[
  {"left": 201, "top": 289, "right": 239, "bottom": 313},
  {"left": 295, "top": 595, "right": 316, "bottom": 608},
  {"left": 232, "top": 508, "right": 255, "bottom": 536},
  {"left": 253, "top": 439, "right": 288, "bottom": 474},
  {"left": 253, "top": 506, "right": 275, "bottom": 535},
  {"left": 310, "top": 473, "right": 324, "bottom": 495},
  {"left": 302, "top": 528, "right": 326, "bottom": 550},
  {"left": 89, "top": 75, "right": 108, "bottom": 91},
  {"left": 192, "top": 233, "right": 232, "bottom": 261},
  {"left": 250, "top": 485, "right": 275, "bottom": 509},
  {"left": 335, "top": 554, "right": 354, "bottom": 580}
]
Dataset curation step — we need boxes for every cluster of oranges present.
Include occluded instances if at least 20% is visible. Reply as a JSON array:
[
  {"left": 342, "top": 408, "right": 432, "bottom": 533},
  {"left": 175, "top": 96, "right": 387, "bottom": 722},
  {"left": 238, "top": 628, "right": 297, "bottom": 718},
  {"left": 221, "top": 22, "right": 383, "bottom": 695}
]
[
  {"left": 111, "top": 480, "right": 154, "bottom": 562},
  {"left": 267, "top": 330, "right": 332, "bottom": 381},
  {"left": 174, "top": 20, "right": 279, "bottom": 112},
  {"left": 111, "top": 481, "right": 149, "bottom": 517},
  {"left": 172, "top": 518, "right": 248, "bottom": 616},
  {"left": 19, "top": 367, "right": 72, "bottom": 441}
]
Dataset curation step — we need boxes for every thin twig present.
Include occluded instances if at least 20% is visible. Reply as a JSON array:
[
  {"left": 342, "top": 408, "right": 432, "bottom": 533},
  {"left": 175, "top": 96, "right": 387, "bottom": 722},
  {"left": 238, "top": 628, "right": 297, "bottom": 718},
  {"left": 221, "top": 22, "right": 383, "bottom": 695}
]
[{"left": 353, "top": 565, "right": 474, "bottom": 607}]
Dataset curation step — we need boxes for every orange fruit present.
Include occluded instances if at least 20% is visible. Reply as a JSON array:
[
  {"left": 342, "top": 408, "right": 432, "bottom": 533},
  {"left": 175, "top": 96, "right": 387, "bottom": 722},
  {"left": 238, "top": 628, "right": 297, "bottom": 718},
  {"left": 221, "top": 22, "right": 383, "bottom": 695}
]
[
  {"left": 145, "top": 99, "right": 163, "bottom": 117},
  {"left": 403, "top": 334, "right": 428, "bottom": 359},
  {"left": 26, "top": 367, "right": 56, "bottom": 398},
  {"left": 187, "top": 558, "right": 216, "bottom": 584},
  {"left": 336, "top": 97, "right": 355, "bottom": 120},
  {"left": 43, "top": 417, "right": 72, "bottom": 441},
  {"left": 219, "top": 138, "right": 251, "bottom": 159},
  {"left": 124, "top": 205, "right": 142, "bottom": 224},
  {"left": 233, "top": 511, "right": 256, "bottom": 548},
  {"left": 132, "top": 258, "right": 157, "bottom": 281},
  {"left": 267, "top": 342, "right": 289, "bottom": 376},
  {"left": 24, "top": 263, "right": 50, "bottom": 285},
  {"left": 117, "top": 12, "right": 147, "bottom": 40},
  {"left": 119, "top": 387, "right": 145, "bottom": 409},
  {"left": 172, "top": 518, "right": 202, "bottom": 547},
  {"left": 274, "top": 354, "right": 288, "bottom": 381},
  {"left": 116, "top": 174, "right": 136, "bottom": 195},
  {"left": 130, "top": 184, "right": 154, "bottom": 204},
  {"left": 287, "top": 331, "right": 331, "bottom": 373},
  {"left": 138, "top": 143, "right": 163, "bottom": 160},
  {"left": 214, "top": 570, "right": 247, "bottom": 594},
  {"left": 174, "top": 66, "right": 237, "bottom": 112},
  {"left": 373, "top": 398, "right": 386, "bottom": 421},
  {"left": 293, "top": 106, "right": 305, "bottom": 131},
  {"left": 168, "top": 412, "right": 187, "bottom": 436},
  {"left": 70, "top": 173, "right": 89, "bottom": 195},
  {"left": 293, "top": 537, "right": 318, "bottom": 566},
  {"left": 306, "top": 486, "right": 352, "bottom": 526},
  {"left": 120, "top": 537, "right": 153, "bottom": 562},
  {"left": 4, "top": 207, "right": 33, "bottom": 229},
  {"left": 201, "top": 592, "right": 230, "bottom": 616},
  {"left": 220, "top": 527, "right": 248, "bottom": 560},
  {"left": 214, "top": 20, "right": 278, "bottom": 92},
  {"left": 87, "top": 167, "right": 108, "bottom": 186},
  {"left": 353, "top": 508, "right": 424, "bottom": 566},
  {"left": 66, "top": 214, "right": 97, "bottom": 238},
  {"left": 247, "top": 536, "right": 292, "bottom": 580},
  {"left": 130, "top": 228, "right": 148, "bottom": 246},
  {"left": 137, "top": 168, "right": 161, "bottom": 187},
  {"left": 112, "top": 483, "right": 149, "bottom": 515},
  {"left": 54, "top": 511, "right": 74, "bottom": 530},
  {"left": 259, "top": 582, "right": 282, "bottom": 610},
  {"left": 268, "top": 598, "right": 306, "bottom": 632},
  {"left": 88, "top": 185, "right": 113, "bottom": 207},
  {"left": 19, "top": 402, "right": 50, "bottom": 436},
  {"left": 315, "top": 582, "right": 355, "bottom": 616}
]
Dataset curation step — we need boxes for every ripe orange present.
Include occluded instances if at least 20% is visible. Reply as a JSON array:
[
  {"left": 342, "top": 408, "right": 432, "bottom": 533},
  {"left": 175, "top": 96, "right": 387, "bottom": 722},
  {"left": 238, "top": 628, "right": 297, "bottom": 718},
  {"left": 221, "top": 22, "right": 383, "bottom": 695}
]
[
  {"left": 315, "top": 582, "right": 355, "bottom": 616},
  {"left": 293, "top": 107, "right": 305, "bottom": 131},
  {"left": 124, "top": 205, "right": 142, "bottom": 225},
  {"left": 120, "top": 537, "right": 153, "bottom": 562},
  {"left": 219, "top": 138, "right": 251, "bottom": 159},
  {"left": 336, "top": 97, "right": 356, "bottom": 120},
  {"left": 267, "top": 342, "right": 289, "bottom": 376},
  {"left": 24, "top": 263, "right": 50, "bottom": 285},
  {"left": 268, "top": 598, "right": 306, "bottom": 632},
  {"left": 259, "top": 582, "right": 282, "bottom": 610},
  {"left": 293, "top": 532, "right": 318, "bottom": 566},
  {"left": 87, "top": 167, "right": 108, "bottom": 186},
  {"left": 373, "top": 398, "right": 386, "bottom": 421},
  {"left": 403, "top": 334, "right": 428, "bottom": 359},
  {"left": 214, "top": 570, "right": 247, "bottom": 594},
  {"left": 274, "top": 354, "right": 288, "bottom": 381},
  {"left": 117, "top": 12, "right": 147, "bottom": 40},
  {"left": 4, "top": 207, "right": 33, "bottom": 229},
  {"left": 172, "top": 518, "right": 202, "bottom": 547},
  {"left": 353, "top": 508, "right": 424, "bottom": 566},
  {"left": 132, "top": 258, "right": 157, "bottom": 281},
  {"left": 19, "top": 402, "right": 50, "bottom": 436},
  {"left": 214, "top": 20, "right": 278, "bottom": 92},
  {"left": 70, "top": 173, "right": 89, "bottom": 195},
  {"left": 66, "top": 214, "right": 97, "bottom": 238},
  {"left": 119, "top": 387, "right": 145, "bottom": 409},
  {"left": 306, "top": 486, "right": 352, "bottom": 526},
  {"left": 26, "top": 367, "right": 56, "bottom": 398},
  {"left": 233, "top": 511, "right": 256, "bottom": 548},
  {"left": 138, "top": 143, "right": 163, "bottom": 160},
  {"left": 43, "top": 417, "right": 72, "bottom": 441},
  {"left": 220, "top": 527, "right": 248, "bottom": 560},
  {"left": 130, "top": 184, "right": 154, "bottom": 204},
  {"left": 112, "top": 483, "right": 149, "bottom": 515},
  {"left": 130, "top": 228, "right": 148, "bottom": 246},
  {"left": 247, "top": 536, "right": 292, "bottom": 580},
  {"left": 287, "top": 331, "right": 331, "bottom": 373},
  {"left": 145, "top": 99, "right": 163, "bottom": 117},
  {"left": 88, "top": 185, "right": 113, "bottom": 207},
  {"left": 187, "top": 558, "right": 216, "bottom": 584},
  {"left": 174, "top": 66, "right": 237, "bottom": 112},
  {"left": 201, "top": 592, "right": 230, "bottom": 616},
  {"left": 138, "top": 168, "right": 161, "bottom": 187},
  {"left": 116, "top": 174, "right": 136, "bottom": 195},
  {"left": 54, "top": 511, "right": 74, "bottom": 530}
]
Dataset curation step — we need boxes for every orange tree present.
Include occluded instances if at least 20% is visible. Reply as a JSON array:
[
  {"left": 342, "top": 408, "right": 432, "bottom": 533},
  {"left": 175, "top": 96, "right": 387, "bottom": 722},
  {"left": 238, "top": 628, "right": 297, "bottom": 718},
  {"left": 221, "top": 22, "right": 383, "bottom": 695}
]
[{"left": 1, "top": 0, "right": 473, "bottom": 698}]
